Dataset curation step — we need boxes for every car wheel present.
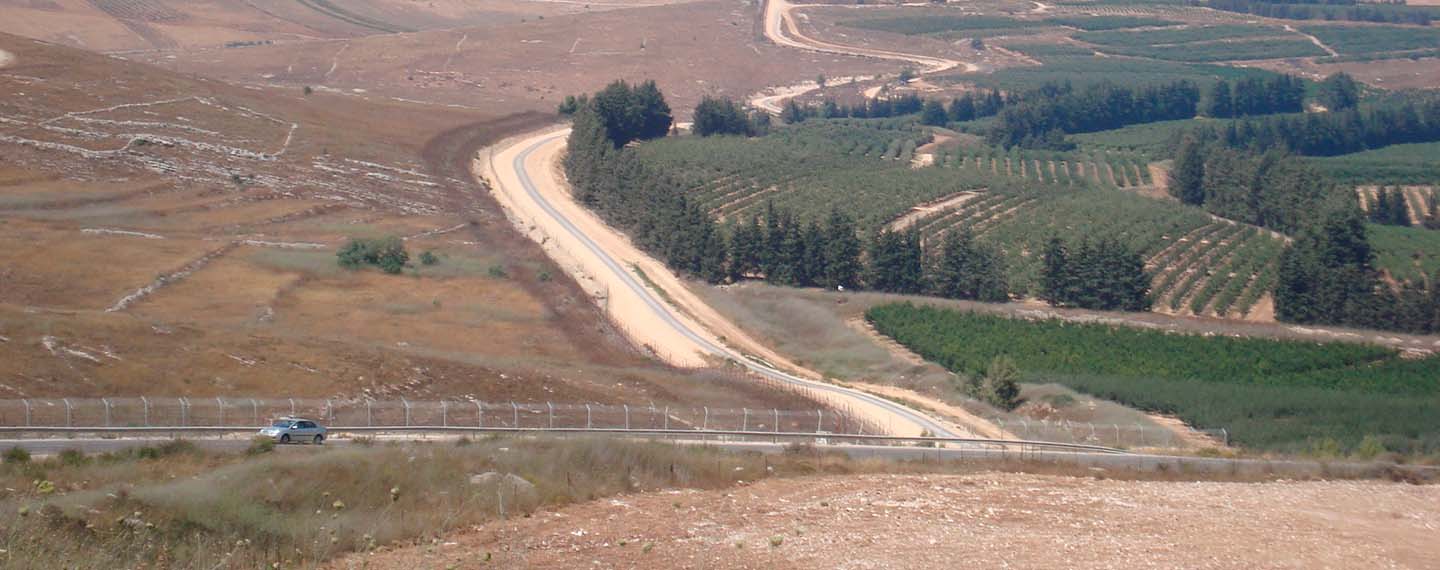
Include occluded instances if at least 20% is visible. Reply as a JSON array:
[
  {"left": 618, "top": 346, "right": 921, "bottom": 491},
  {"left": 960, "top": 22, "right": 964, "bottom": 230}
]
[
  {"left": 313, "top": 435, "right": 324, "bottom": 445},
  {"left": 279, "top": 434, "right": 290, "bottom": 444}
]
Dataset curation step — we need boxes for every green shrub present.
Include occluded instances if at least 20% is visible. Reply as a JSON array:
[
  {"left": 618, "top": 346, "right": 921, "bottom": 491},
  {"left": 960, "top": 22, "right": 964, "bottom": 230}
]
[
  {"left": 58, "top": 449, "right": 88, "bottom": 467},
  {"left": 3, "top": 446, "right": 30, "bottom": 464},
  {"left": 419, "top": 250, "right": 439, "bottom": 266},
  {"left": 337, "top": 236, "right": 409, "bottom": 274},
  {"left": 487, "top": 264, "right": 509, "bottom": 279}
]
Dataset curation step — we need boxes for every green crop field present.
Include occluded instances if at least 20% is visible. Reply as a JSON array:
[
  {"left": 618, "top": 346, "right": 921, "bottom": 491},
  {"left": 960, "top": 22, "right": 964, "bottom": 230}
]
[
  {"left": 842, "top": 15, "right": 1038, "bottom": 36},
  {"left": 1311, "top": 141, "right": 1440, "bottom": 186},
  {"left": 1370, "top": 223, "right": 1440, "bottom": 283},
  {"left": 962, "top": 55, "right": 1281, "bottom": 91},
  {"left": 1094, "top": 38, "right": 1327, "bottom": 62},
  {"left": 866, "top": 303, "right": 1440, "bottom": 454},
  {"left": 1001, "top": 42, "right": 1097, "bottom": 57},
  {"left": 1074, "top": 24, "right": 1288, "bottom": 47},
  {"left": 1046, "top": 16, "right": 1181, "bottom": 30},
  {"left": 1071, "top": 118, "right": 1204, "bottom": 156},
  {"left": 1300, "top": 24, "right": 1440, "bottom": 55}
]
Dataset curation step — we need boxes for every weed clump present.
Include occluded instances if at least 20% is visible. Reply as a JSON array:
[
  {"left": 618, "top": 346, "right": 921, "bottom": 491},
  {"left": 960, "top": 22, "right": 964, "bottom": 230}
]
[{"left": 3, "top": 446, "right": 31, "bottom": 464}]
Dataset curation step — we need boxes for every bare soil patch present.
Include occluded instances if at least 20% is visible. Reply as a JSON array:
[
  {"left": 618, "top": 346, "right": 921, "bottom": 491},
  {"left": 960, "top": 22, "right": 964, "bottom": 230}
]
[{"left": 335, "top": 473, "right": 1440, "bottom": 570}]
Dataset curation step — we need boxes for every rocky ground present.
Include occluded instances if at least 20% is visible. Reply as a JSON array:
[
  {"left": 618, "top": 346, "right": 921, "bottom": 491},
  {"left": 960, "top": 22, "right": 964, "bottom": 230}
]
[{"left": 332, "top": 473, "right": 1440, "bottom": 569}]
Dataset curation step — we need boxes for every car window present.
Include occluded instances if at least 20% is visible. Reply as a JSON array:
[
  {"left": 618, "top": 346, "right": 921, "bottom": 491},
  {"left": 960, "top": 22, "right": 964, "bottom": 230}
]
[
  {"left": 300, "top": 421, "right": 315, "bottom": 429},
  {"left": 271, "top": 420, "right": 290, "bottom": 427}
]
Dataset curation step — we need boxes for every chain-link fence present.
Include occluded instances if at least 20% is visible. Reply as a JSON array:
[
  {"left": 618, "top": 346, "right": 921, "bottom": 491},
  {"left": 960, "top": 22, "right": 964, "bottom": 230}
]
[
  {"left": 993, "top": 418, "right": 1227, "bottom": 449},
  {"left": 0, "top": 398, "right": 877, "bottom": 435}
]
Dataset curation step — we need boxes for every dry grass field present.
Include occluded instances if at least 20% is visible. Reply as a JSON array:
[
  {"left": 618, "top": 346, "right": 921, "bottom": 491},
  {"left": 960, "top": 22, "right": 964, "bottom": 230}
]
[
  {"left": 0, "top": 32, "right": 817, "bottom": 408},
  {"left": 0, "top": 0, "right": 691, "bottom": 52}
]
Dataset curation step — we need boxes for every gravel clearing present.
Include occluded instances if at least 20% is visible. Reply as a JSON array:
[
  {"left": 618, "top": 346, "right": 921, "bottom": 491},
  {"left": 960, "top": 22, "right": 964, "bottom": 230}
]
[{"left": 332, "top": 473, "right": 1439, "bottom": 569}]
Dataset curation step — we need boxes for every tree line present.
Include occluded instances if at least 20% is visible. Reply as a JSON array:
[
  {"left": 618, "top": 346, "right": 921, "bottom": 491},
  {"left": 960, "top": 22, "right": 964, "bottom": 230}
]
[
  {"left": 1199, "top": 0, "right": 1434, "bottom": 26},
  {"left": 1198, "top": 74, "right": 1307, "bottom": 118},
  {"left": 987, "top": 80, "right": 1201, "bottom": 149},
  {"left": 781, "top": 89, "right": 1008, "bottom": 125},
  {"left": 1184, "top": 97, "right": 1440, "bottom": 157}
]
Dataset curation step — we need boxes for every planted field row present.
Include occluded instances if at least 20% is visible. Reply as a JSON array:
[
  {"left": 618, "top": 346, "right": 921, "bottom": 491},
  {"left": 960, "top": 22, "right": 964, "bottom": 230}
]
[
  {"left": 865, "top": 303, "right": 1440, "bottom": 453},
  {"left": 1356, "top": 185, "right": 1437, "bottom": 227},
  {"left": 933, "top": 148, "right": 1152, "bottom": 188}
]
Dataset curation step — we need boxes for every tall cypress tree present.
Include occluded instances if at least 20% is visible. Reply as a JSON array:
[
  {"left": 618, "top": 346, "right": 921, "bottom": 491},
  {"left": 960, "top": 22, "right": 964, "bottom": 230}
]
[
  {"left": 1170, "top": 136, "right": 1206, "bottom": 205},
  {"left": 1202, "top": 79, "right": 1234, "bottom": 118},
  {"left": 1040, "top": 237, "right": 1071, "bottom": 306},
  {"left": 822, "top": 209, "right": 863, "bottom": 290}
]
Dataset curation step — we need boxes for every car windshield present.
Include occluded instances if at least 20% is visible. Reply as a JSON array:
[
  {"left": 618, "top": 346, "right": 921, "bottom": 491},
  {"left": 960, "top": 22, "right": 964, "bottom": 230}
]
[{"left": 270, "top": 420, "right": 293, "bottom": 427}]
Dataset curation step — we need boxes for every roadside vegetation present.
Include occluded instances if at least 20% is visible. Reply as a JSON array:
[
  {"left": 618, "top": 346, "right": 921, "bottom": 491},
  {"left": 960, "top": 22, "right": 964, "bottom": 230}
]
[{"left": 866, "top": 303, "right": 1440, "bottom": 455}]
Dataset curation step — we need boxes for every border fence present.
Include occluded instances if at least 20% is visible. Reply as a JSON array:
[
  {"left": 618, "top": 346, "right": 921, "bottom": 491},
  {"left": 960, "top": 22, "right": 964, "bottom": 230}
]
[
  {"left": 0, "top": 398, "right": 877, "bottom": 436},
  {"left": 0, "top": 398, "right": 1227, "bottom": 450}
]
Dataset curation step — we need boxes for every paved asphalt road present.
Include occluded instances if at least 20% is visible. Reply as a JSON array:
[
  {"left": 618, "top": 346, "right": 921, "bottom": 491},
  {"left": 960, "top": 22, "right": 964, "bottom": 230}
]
[{"left": 507, "top": 134, "right": 960, "bottom": 438}]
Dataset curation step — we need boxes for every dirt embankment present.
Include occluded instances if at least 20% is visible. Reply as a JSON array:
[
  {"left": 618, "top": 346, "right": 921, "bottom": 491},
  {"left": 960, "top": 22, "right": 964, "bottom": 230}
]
[{"left": 333, "top": 473, "right": 1440, "bottom": 570}]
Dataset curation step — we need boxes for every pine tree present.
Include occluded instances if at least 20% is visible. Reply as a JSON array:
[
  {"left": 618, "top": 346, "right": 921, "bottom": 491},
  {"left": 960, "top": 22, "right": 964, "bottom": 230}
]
[
  {"left": 1039, "top": 237, "right": 1071, "bottom": 306},
  {"left": 1170, "top": 136, "right": 1206, "bottom": 205},
  {"left": 633, "top": 80, "right": 673, "bottom": 140},
  {"left": 822, "top": 209, "right": 863, "bottom": 290},
  {"left": 1202, "top": 79, "right": 1234, "bottom": 118},
  {"left": 948, "top": 94, "right": 976, "bottom": 122},
  {"left": 728, "top": 215, "right": 764, "bottom": 281},
  {"left": 980, "top": 355, "right": 1022, "bottom": 411},
  {"left": 920, "top": 99, "right": 948, "bottom": 126},
  {"left": 1318, "top": 72, "right": 1360, "bottom": 112}
]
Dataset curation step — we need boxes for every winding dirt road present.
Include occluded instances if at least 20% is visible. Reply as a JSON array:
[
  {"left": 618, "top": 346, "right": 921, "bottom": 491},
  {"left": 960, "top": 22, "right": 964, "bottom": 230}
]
[
  {"left": 476, "top": 130, "right": 963, "bottom": 437},
  {"left": 470, "top": 0, "right": 1001, "bottom": 437},
  {"left": 750, "top": 0, "right": 978, "bottom": 113}
]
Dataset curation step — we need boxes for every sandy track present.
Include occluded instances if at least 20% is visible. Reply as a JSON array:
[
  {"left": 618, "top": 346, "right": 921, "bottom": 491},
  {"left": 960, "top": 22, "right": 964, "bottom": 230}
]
[
  {"left": 476, "top": 129, "right": 961, "bottom": 436},
  {"left": 748, "top": 0, "right": 977, "bottom": 113},
  {"left": 333, "top": 473, "right": 1440, "bottom": 570}
]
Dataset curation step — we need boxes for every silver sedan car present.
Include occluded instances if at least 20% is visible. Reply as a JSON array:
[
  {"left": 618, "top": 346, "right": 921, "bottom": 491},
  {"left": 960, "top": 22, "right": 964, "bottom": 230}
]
[{"left": 256, "top": 417, "right": 326, "bottom": 444}]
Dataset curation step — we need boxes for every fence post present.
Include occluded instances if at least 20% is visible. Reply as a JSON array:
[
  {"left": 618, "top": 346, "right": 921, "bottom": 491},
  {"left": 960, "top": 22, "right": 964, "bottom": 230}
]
[
  {"left": 250, "top": 399, "right": 257, "bottom": 427},
  {"left": 215, "top": 397, "right": 222, "bottom": 427},
  {"left": 476, "top": 401, "right": 484, "bottom": 428},
  {"left": 180, "top": 398, "right": 188, "bottom": 427},
  {"left": 547, "top": 402, "right": 554, "bottom": 429},
  {"left": 702, "top": 407, "right": 709, "bottom": 430},
  {"left": 63, "top": 398, "right": 72, "bottom": 428},
  {"left": 22, "top": 399, "right": 30, "bottom": 427},
  {"left": 742, "top": 408, "right": 749, "bottom": 432},
  {"left": 623, "top": 404, "right": 629, "bottom": 430},
  {"left": 816, "top": 409, "right": 823, "bottom": 433},
  {"left": 288, "top": 398, "right": 295, "bottom": 417},
  {"left": 585, "top": 404, "right": 592, "bottom": 429},
  {"left": 366, "top": 400, "right": 373, "bottom": 427},
  {"left": 1136, "top": 423, "right": 1144, "bottom": 446},
  {"left": 441, "top": 401, "right": 448, "bottom": 427},
  {"left": 325, "top": 400, "right": 333, "bottom": 424},
  {"left": 103, "top": 398, "right": 112, "bottom": 428},
  {"left": 402, "top": 398, "right": 411, "bottom": 427},
  {"left": 512, "top": 402, "right": 519, "bottom": 429},
  {"left": 663, "top": 406, "right": 670, "bottom": 430}
]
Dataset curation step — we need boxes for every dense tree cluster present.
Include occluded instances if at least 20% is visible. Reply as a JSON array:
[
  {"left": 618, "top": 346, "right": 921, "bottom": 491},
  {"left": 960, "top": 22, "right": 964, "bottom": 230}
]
[
  {"left": 587, "top": 80, "right": 674, "bottom": 147},
  {"left": 693, "top": 96, "right": 768, "bottom": 137},
  {"left": 1039, "top": 237, "right": 1152, "bottom": 311},
  {"left": 1190, "top": 98, "right": 1440, "bottom": 156},
  {"left": 783, "top": 93, "right": 929, "bottom": 123},
  {"left": 1169, "top": 142, "right": 1342, "bottom": 234},
  {"left": 728, "top": 204, "right": 865, "bottom": 289},
  {"left": 337, "top": 236, "right": 409, "bottom": 274},
  {"left": 1276, "top": 212, "right": 1440, "bottom": 334},
  {"left": 1201, "top": 0, "right": 1433, "bottom": 26},
  {"left": 1317, "top": 72, "right": 1361, "bottom": 112},
  {"left": 987, "top": 80, "right": 1201, "bottom": 149},
  {"left": 1199, "top": 75, "right": 1306, "bottom": 118}
]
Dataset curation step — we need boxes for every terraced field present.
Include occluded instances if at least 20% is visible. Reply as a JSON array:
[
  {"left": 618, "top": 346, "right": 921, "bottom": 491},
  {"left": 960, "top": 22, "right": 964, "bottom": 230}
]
[{"left": 643, "top": 118, "right": 1283, "bottom": 315}]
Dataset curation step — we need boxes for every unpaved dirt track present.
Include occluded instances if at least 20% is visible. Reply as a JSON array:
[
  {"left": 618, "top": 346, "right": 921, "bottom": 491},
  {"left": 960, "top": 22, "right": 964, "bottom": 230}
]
[
  {"left": 476, "top": 129, "right": 963, "bottom": 437},
  {"left": 749, "top": 0, "right": 978, "bottom": 113},
  {"left": 334, "top": 473, "right": 1440, "bottom": 570}
]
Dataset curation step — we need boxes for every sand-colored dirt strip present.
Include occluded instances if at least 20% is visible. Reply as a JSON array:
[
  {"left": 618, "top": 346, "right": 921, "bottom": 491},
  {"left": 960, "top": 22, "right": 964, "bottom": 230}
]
[
  {"left": 0, "top": 49, "right": 14, "bottom": 68},
  {"left": 332, "top": 473, "right": 1440, "bottom": 570}
]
